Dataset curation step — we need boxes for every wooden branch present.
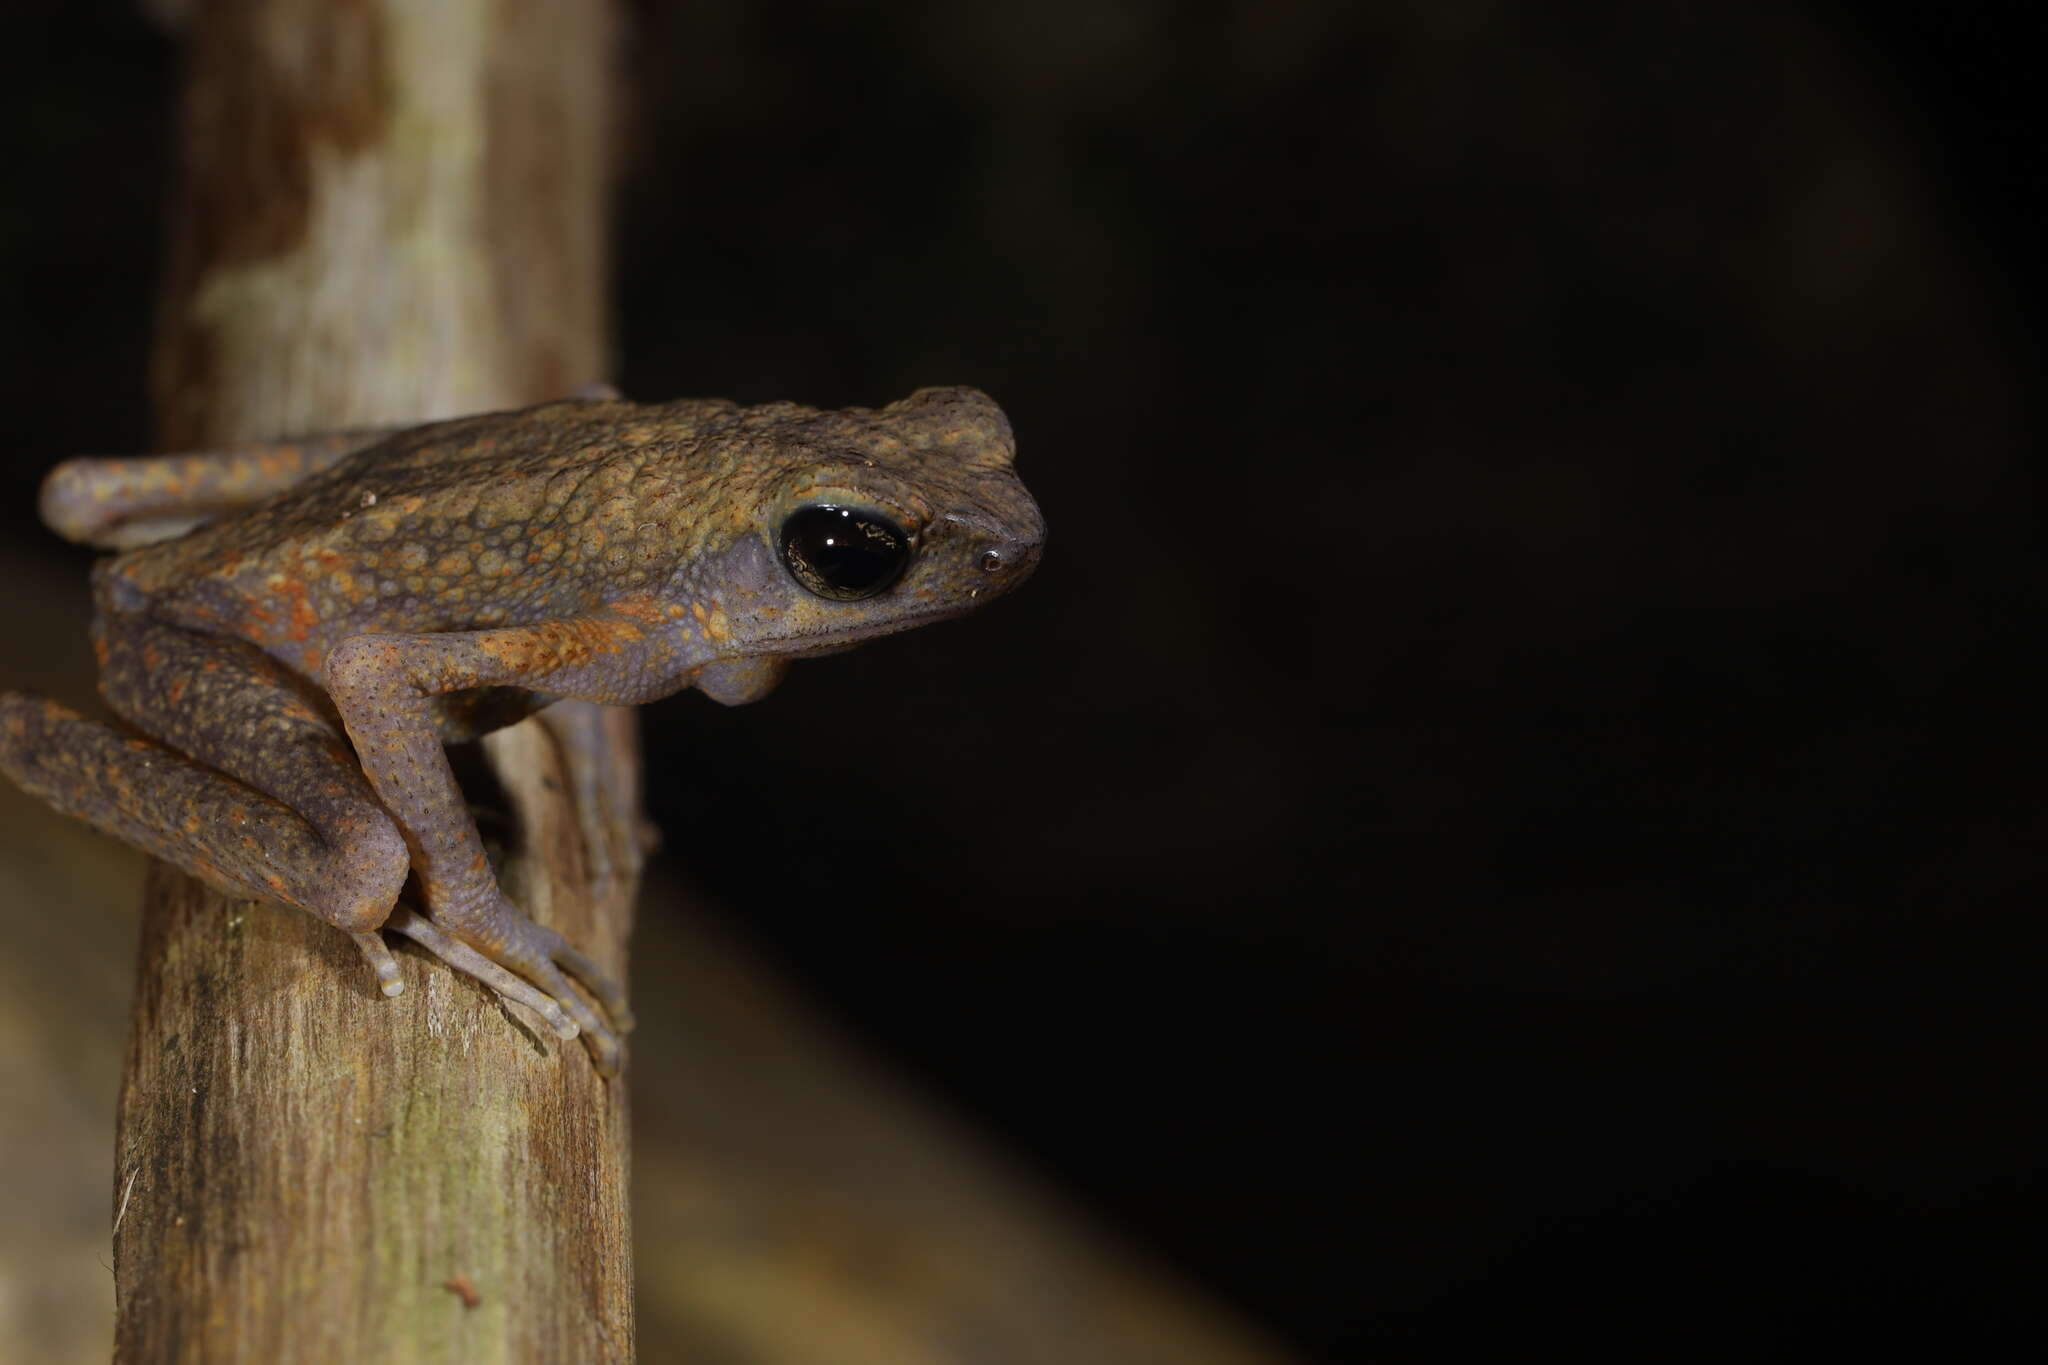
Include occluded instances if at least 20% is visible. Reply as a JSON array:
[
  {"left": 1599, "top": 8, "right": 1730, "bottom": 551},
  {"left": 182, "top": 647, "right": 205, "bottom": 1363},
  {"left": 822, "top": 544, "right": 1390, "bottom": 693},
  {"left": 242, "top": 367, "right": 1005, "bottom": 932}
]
[{"left": 113, "top": 3, "right": 631, "bottom": 1360}]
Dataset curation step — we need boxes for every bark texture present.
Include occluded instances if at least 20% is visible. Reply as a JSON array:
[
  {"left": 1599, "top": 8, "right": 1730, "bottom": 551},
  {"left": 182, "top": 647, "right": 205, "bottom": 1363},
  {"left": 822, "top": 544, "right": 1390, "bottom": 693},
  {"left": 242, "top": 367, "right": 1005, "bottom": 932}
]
[{"left": 113, "top": 3, "right": 631, "bottom": 1361}]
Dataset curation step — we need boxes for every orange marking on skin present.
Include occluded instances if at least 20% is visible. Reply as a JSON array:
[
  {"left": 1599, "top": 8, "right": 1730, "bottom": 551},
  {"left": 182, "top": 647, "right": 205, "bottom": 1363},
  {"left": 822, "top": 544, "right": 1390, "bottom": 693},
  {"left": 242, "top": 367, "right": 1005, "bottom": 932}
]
[
  {"left": 479, "top": 635, "right": 541, "bottom": 673},
  {"left": 266, "top": 573, "right": 319, "bottom": 643},
  {"left": 142, "top": 643, "right": 163, "bottom": 670},
  {"left": 690, "top": 602, "right": 708, "bottom": 624},
  {"left": 706, "top": 608, "right": 731, "bottom": 641},
  {"left": 168, "top": 679, "right": 189, "bottom": 705},
  {"left": 609, "top": 595, "right": 667, "bottom": 625}
]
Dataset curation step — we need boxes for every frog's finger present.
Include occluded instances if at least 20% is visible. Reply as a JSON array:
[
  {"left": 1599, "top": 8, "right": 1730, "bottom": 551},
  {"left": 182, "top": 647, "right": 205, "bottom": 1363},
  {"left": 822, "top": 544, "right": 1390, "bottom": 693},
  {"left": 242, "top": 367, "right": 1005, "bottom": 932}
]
[
  {"left": 550, "top": 939, "right": 635, "bottom": 1034},
  {"left": 352, "top": 931, "right": 405, "bottom": 998},
  {"left": 385, "top": 907, "right": 580, "bottom": 1042},
  {"left": 504, "top": 935, "right": 622, "bottom": 1076},
  {"left": 535, "top": 961, "right": 621, "bottom": 1076}
]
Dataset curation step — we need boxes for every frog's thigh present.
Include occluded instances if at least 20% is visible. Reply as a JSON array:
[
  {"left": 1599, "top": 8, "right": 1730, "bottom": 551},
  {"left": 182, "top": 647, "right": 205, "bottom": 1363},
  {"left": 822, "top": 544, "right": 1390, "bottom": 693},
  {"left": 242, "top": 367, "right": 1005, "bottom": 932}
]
[
  {"left": 40, "top": 429, "right": 394, "bottom": 549},
  {"left": 87, "top": 612, "right": 410, "bottom": 934}
]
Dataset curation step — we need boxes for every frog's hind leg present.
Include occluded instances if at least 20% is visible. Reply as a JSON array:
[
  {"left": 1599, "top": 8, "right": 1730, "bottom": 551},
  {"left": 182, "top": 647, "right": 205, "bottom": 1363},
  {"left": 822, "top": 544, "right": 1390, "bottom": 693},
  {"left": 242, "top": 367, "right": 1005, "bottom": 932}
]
[
  {"left": 39, "top": 427, "right": 398, "bottom": 550},
  {"left": 0, "top": 614, "right": 413, "bottom": 993}
]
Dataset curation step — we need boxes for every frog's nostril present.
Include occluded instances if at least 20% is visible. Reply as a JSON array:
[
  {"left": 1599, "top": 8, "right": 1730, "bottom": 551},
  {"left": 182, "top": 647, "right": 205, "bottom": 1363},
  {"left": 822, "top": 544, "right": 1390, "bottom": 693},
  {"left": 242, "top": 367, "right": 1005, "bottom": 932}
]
[{"left": 979, "top": 536, "right": 1041, "bottom": 576}]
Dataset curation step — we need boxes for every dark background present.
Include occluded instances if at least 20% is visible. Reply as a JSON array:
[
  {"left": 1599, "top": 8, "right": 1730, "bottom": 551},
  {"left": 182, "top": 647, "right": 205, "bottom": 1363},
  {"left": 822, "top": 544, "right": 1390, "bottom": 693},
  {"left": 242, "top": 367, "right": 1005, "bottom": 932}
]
[{"left": 2, "top": 3, "right": 2042, "bottom": 1359}]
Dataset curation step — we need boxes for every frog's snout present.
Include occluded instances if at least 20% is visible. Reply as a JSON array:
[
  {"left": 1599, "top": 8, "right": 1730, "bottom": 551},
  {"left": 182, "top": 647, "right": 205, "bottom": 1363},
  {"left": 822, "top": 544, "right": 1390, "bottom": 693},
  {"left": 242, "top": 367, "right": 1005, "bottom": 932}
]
[
  {"left": 941, "top": 493, "right": 1045, "bottom": 592},
  {"left": 975, "top": 529, "right": 1043, "bottom": 584}
]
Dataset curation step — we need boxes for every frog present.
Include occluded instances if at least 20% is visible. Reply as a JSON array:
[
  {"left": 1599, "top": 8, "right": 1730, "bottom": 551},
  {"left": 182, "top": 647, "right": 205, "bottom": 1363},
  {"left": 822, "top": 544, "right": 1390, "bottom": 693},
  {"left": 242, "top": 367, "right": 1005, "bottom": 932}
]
[{"left": 0, "top": 386, "right": 1044, "bottom": 1074}]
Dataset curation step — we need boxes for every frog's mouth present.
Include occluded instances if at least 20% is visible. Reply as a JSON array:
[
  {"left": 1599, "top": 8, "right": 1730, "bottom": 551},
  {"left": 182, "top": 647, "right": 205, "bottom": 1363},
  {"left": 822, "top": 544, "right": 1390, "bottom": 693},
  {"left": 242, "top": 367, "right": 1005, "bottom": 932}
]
[{"left": 767, "top": 600, "right": 996, "bottom": 656}]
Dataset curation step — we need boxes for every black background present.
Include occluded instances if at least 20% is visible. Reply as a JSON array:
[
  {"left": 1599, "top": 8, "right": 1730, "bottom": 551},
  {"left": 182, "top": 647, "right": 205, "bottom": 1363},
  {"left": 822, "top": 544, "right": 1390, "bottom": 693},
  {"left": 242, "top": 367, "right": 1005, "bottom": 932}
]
[{"left": 3, "top": 3, "right": 2043, "bottom": 1359}]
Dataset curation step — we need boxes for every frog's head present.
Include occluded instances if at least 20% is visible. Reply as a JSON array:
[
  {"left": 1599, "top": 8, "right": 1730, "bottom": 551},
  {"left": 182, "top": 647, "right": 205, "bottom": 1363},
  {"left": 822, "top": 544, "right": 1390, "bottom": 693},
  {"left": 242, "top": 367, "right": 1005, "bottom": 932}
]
[{"left": 684, "top": 386, "right": 1045, "bottom": 703}]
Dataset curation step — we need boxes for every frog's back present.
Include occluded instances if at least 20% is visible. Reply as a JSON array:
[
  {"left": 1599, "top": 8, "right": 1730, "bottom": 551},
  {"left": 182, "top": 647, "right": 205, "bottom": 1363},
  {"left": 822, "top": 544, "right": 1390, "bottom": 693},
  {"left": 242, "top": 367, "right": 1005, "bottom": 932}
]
[{"left": 96, "top": 399, "right": 726, "bottom": 658}]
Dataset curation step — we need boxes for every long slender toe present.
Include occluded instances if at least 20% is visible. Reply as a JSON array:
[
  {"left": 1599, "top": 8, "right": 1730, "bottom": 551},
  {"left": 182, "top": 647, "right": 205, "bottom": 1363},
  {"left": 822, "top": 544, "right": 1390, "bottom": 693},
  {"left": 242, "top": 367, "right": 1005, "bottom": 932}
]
[{"left": 353, "top": 931, "right": 405, "bottom": 997}]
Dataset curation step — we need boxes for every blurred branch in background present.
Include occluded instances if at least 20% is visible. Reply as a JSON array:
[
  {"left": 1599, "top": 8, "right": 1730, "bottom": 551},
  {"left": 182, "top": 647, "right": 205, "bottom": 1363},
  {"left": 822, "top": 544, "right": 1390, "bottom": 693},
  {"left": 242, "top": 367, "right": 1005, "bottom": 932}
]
[{"left": 629, "top": 888, "right": 1295, "bottom": 1365}]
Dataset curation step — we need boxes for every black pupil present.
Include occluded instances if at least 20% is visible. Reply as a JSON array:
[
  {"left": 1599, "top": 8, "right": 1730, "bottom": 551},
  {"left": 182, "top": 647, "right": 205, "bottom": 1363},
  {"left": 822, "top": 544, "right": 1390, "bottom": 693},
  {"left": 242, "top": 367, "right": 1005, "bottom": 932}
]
[{"left": 779, "top": 504, "right": 911, "bottom": 600}]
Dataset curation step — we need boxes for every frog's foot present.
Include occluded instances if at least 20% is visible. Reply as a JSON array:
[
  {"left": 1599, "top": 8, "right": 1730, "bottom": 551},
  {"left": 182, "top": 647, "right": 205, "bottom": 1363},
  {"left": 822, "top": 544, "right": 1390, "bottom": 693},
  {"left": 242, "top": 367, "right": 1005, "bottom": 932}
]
[{"left": 384, "top": 906, "right": 631, "bottom": 1075}]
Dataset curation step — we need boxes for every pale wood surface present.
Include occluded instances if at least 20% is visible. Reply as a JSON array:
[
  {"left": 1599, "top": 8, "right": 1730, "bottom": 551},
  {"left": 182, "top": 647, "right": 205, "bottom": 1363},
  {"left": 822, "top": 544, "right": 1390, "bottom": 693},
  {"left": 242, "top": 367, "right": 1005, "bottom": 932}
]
[{"left": 112, "top": 2, "right": 631, "bottom": 1360}]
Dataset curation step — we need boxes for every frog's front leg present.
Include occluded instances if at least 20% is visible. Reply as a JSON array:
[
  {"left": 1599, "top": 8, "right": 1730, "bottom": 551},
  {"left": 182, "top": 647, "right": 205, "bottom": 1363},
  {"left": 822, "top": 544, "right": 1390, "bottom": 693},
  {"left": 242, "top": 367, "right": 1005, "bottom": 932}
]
[{"left": 324, "top": 617, "right": 664, "bottom": 1073}]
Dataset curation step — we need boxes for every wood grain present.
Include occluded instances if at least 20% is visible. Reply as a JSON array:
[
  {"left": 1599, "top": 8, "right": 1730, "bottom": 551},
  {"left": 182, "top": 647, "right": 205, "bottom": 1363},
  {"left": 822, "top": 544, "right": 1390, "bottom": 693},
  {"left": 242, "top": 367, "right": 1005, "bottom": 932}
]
[{"left": 113, "top": 2, "right": 630, "bottom": 1360}]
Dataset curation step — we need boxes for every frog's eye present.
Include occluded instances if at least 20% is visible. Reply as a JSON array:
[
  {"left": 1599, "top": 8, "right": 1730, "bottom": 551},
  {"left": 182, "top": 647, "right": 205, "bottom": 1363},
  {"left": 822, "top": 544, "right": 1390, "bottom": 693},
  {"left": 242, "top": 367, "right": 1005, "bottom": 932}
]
[{"left": 779, "top": 504, "right": 912, "bottom": 601}]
